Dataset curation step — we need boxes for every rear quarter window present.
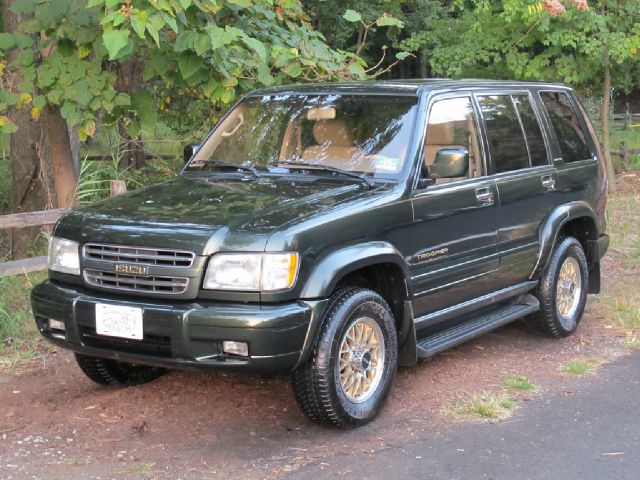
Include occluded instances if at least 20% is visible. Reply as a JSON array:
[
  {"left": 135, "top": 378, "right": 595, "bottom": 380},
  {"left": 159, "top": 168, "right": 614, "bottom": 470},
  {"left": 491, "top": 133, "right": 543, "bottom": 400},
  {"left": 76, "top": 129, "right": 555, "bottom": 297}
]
[{"left": 539, "top": 91, "right": 593, "bottom": 163}]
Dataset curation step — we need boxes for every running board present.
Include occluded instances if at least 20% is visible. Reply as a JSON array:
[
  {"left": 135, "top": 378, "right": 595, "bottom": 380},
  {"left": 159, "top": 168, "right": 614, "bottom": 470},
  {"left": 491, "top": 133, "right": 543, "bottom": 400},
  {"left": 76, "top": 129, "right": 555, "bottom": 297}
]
[{"left": 416, "top": 294, "right": 539, "bottom": 358}]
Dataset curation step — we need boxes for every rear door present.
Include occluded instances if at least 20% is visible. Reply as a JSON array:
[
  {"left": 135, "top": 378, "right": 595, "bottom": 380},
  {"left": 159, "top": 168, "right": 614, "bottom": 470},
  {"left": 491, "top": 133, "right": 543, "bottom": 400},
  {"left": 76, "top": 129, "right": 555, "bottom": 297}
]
[
  {"left": 410, "top": 94, "right": 499, "bottom": 320},
  {"left": 475, "top": 92, "right": 557, "bottom": 289},
  {"left": 537, "top": 90, "right": 601, "bottom": 207}
]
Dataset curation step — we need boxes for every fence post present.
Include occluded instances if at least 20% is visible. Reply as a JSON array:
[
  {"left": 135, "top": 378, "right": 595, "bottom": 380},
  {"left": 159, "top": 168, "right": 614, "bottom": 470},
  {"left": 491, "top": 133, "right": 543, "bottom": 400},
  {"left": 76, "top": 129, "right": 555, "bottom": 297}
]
[
  {"left": 624, "top": 103, "right": 631, "bottom": 130},
  {"left": 110, "top": 180, "right": 127, "bottom": 197},
  {"left": 620, "top": 141, "right": 629, "bottom": 170}
]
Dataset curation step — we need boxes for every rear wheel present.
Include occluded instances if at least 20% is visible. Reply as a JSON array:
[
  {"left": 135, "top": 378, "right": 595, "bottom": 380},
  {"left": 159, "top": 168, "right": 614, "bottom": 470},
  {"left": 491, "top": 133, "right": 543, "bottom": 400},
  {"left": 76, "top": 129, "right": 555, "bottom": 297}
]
[
  {"left": 528, "top": 236, "right": 588, "bottom": 338},
  {"left": 292, "top": 288, "right": 398, "bottom": 427},
  {"left": 74, "top": 353, "right": 167, "bottom": 386}
]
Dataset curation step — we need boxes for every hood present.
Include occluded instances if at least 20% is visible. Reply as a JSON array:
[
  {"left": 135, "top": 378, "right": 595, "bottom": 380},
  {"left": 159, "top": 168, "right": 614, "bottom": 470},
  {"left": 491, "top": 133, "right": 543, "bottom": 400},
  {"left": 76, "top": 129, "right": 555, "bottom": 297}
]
[{"left": 56, "top": 176, "right": 376, "bottom": 254}]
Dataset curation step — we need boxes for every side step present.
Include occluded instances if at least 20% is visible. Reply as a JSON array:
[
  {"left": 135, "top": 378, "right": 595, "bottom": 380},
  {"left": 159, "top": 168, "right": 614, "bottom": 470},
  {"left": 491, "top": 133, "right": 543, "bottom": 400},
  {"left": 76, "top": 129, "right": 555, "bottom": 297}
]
[{"left": 416, "top": 294, "right": 539, "bottom": 358}]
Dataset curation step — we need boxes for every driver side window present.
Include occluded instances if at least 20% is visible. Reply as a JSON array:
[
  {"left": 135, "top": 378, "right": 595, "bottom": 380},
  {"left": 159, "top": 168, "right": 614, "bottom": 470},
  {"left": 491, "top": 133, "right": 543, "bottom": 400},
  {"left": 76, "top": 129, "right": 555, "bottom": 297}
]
[{"left": 423, "top": 97, "right": 483, "bottom": 184}]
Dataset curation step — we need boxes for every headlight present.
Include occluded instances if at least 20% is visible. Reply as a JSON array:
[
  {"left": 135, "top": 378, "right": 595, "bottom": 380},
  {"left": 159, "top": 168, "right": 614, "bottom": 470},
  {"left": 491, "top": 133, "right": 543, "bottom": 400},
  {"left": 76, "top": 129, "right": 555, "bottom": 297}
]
[
  {"left": 48, "top": 237, "right": 80, "bottom": 275},
  {"left": 203, "top": 252, "right": 299, "bottom": 291}
]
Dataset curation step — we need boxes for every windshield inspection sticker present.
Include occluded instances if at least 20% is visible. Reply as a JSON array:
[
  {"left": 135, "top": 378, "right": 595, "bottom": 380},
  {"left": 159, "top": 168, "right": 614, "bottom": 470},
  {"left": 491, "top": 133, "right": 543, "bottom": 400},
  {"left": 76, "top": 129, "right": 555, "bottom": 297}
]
[{"left": 374, "top": 157, "right": 399, "bottom": 172}]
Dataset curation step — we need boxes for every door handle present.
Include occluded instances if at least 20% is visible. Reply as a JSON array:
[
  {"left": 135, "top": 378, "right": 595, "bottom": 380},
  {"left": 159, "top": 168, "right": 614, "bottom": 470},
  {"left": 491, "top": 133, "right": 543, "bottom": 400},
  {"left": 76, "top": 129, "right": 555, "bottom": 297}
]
[
  {"left": 541, "top": 174, "right": 556, "bottom": 191},
  {"left": 475, "top": 187, "right": 494, "bottom": 206}
]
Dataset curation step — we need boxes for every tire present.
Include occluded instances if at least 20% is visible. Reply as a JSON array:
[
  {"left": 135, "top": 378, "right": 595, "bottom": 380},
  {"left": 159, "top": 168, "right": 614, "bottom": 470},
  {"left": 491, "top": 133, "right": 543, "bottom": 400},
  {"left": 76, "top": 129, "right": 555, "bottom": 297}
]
[
  {"left": 74, "top": 353, "right": 167, "bottom": 386},
  {"left": 292, "top": 288, "right": 398, "bottom": 428},
  {"left": 528, "top": 236, "right": 589, "bottom": 338}
]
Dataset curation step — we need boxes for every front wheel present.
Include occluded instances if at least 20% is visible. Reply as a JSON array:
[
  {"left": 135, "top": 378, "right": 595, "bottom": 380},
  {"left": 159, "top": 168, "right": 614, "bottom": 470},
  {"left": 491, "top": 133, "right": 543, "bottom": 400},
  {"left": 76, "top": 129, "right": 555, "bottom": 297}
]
[
  {"left": 528, "top": 236, "right": 589, "bottom": 338},
  {"left": 292, "top": 288, "right": 398, "bottom": 428}
]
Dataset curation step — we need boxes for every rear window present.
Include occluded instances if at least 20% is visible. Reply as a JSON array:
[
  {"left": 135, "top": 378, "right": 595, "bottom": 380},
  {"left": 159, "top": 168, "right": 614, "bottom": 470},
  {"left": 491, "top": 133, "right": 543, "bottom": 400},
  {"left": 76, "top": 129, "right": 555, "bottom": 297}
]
[
  {"left": 478, "top": 95, "right": 530, "bottom": 173},
  {"left": 539, "top": 91, "right": 592, "bottom": 163}
]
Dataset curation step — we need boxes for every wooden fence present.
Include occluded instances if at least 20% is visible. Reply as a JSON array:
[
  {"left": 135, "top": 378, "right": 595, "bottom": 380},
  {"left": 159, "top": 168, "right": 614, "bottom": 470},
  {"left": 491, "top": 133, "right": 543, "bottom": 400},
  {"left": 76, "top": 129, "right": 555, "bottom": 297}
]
[
  {"left": 0, "top": 180, "right": 126, "bottom": 278},
  {"left": 0, "top": 154, "right": 175, "bottom": 162},
  {"left": 610, "top": 141, "right": 640, "bottom": 170},
  {"left": 612, "top": 112, "right": 640, "bottom": 130}
]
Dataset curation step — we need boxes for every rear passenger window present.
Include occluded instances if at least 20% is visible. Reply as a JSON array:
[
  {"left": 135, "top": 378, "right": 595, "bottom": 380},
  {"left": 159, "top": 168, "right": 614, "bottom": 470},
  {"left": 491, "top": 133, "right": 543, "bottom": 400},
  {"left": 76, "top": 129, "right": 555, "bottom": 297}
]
[
  {"left": 512, "top": 95, "right": 548, "bottom": 166},
  {"left": 540, "top": 91, "right": 592, "bottom": 163},
  {"left": 478, "top": 95, "right": 529, "bottom": 173}
]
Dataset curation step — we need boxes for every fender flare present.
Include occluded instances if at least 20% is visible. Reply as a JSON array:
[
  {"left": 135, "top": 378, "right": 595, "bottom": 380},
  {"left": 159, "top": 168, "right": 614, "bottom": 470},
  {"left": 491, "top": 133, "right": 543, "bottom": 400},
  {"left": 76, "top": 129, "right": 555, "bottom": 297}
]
[
  {"left": 294, "top": 241, "right": 413, "bottom": 369},
  {"left": 530, "top": 200, "right": 598, "bottom": 279},
  {"left": 299, "top": 241, "right": 412, "bottom": 299}
]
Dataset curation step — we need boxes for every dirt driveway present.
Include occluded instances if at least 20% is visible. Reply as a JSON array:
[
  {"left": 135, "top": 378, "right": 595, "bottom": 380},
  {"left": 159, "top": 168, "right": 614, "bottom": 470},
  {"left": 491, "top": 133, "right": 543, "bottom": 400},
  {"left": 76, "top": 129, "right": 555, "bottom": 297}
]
[
  {"left": 2, "top": 176, "right": 638, "bottom": 480},
  {"left": 0, "top": 298, "right": 627, "bottom": 480}
]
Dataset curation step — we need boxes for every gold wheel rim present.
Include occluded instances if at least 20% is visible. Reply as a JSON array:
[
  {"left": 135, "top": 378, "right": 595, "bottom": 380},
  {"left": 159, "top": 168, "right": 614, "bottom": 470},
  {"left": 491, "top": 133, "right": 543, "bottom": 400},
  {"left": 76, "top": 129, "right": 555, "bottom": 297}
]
[
  {"left": 556, "top": 256, "right": 582, "bottom": 327},
  {"left": 337, "top": 317, "right": 385, "bottom": 404}
]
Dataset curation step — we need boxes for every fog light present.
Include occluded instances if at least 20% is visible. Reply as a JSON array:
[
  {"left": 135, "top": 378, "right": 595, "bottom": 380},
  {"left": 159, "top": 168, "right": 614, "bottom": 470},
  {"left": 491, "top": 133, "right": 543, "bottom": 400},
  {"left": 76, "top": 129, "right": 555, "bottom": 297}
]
[
  {"left": 222, "top": 341, "right": 249, "bottom": 357},
  {"left": 48, "top": 319, "right": 65, "bottom": 331}
]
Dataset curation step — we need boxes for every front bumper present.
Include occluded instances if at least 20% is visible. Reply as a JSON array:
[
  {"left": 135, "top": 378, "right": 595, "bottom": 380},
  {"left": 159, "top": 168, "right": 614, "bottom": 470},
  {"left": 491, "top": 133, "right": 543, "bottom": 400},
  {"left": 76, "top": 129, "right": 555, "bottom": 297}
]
[{"left": 32, "top": 280, "right": 325, "bottom": 373}]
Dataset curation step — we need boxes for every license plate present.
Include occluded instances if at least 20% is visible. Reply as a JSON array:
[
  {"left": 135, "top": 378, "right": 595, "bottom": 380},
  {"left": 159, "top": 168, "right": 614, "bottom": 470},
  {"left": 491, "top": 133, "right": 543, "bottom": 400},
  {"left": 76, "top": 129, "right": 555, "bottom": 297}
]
[{"left": 95, "top": 303, "right": 143, "bottom": 340}]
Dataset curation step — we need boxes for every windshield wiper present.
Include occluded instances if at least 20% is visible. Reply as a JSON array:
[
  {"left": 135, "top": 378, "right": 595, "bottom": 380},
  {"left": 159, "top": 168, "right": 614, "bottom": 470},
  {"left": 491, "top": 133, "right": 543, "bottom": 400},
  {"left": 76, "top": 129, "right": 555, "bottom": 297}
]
[
  {"left": 276, "top": 161, "right": 375, "bottom": 189},
  {"left": 189, "top": 160, "right": 260, "bottom": 177}
]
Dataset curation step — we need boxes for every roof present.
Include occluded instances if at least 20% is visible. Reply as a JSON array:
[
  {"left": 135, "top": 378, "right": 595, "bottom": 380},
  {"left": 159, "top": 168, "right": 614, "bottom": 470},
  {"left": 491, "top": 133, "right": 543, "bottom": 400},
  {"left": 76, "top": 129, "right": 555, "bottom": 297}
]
[{"left": 250, "top": 79, "right": 572, "bottom": 97}]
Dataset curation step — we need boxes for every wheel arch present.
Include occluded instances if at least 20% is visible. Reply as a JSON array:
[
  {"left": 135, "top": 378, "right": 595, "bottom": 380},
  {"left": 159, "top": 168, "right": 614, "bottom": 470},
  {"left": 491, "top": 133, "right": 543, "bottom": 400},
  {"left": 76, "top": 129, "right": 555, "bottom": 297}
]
[
  {"left": 296, "top": 242, "right": 416, "bottom": 368},
  {"left": 531, "top": 201, "right": 601, "bottom": 293}
]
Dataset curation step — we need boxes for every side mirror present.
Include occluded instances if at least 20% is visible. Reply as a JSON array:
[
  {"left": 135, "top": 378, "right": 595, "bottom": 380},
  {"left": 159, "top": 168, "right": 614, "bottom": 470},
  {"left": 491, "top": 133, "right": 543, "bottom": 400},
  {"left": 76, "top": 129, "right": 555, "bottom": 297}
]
[
  {"left": 183, "top": 144, "right": 200, "bottom": 164},
  {"left": 428, "top": 148, "right": 469, "bottom": 179}
]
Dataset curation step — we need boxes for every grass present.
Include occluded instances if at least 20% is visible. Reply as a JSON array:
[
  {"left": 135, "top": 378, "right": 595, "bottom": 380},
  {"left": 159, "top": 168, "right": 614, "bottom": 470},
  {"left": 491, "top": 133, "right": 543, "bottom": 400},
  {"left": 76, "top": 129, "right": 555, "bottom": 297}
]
[
  {"left": 121, "top": 463, "right": 154, "bottom": 476},
  {"left": 611, "top": 128, "right": 640, "bottom": 170},
  {"left": 562, "top": 358, "right": 601, "bottom": 376},
  {"left": 622, "top": 337, "right": 640, "bottom": 350},
  {"left": 610, "top": 296, "right": 640, "bottom": 331},
  {"left": 76, "top": 153, "right": 180, "bottom": 206},
  {"left": 501, "top": 374, "right": 537, "bottom": 392},
  {"left": 606, "top": 193, "right": 640, "bottom": 270},
  {"left": 0, "top": 272, "right": 46, "bottom": 355},
  {"left": 444, "top": 392, "right": 516, "bottom": 421},
  {"left": 64, "top": 458, "right": 90, "bottom": 466},
  {"left": 599, "top": 289, "right": 640, "bottom": 331},
  {"left": 599, "top": 180, "right": 640, "bottom": 354}
]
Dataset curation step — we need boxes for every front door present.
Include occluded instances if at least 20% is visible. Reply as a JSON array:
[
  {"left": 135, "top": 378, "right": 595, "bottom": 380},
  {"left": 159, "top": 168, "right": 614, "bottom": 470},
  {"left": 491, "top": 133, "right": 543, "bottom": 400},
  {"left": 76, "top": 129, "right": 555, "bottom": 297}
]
[{"left": 410, "top": 95, "right": 499, "bottom": 324}]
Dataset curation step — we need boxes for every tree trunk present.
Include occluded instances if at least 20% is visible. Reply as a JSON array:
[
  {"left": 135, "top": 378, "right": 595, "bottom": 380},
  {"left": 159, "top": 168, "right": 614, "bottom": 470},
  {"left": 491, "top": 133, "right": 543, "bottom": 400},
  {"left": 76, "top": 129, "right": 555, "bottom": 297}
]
[
  {"left": 44, "top": 107, "right": 77, "bottom": 208},
  {"left": 68, "top": 125, "right": 81, "bottom": 178},
  {"left": 2, "top": 0, "right": 77, "bottom": 259},
  {"left": 116, "top": 58, "right": 146, "bottom": 170},
  {"left": 8, "top": 101, "right": 55, "bottom": 259},
  {"left": 601, "top": 45, "right": 616, "bottom": 193},
  {"left": 3, "top": 0, "right": 51, "bottom": 258},
  {"left": 419, "top": 48, "right": 428, "bottom": 78}
]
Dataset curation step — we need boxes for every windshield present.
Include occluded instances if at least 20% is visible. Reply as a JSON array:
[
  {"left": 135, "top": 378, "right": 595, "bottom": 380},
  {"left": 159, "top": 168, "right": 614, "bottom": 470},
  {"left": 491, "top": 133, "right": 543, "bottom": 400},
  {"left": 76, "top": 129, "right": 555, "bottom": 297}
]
[{"left": 184, "top": 94, "right": 419, "bottom": 180}]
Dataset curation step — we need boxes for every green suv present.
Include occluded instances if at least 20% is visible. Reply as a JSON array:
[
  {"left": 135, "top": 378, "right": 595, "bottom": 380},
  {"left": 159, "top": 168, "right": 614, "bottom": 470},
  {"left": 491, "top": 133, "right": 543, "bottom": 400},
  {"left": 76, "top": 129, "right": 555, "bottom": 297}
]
[{"left": 32, "top": 80, "right": 609, "bottom": 427}]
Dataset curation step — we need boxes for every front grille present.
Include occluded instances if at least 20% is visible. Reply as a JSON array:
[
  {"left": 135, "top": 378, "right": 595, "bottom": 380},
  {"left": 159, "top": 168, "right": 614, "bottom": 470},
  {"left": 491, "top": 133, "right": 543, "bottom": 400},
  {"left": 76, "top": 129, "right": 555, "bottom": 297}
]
[
  {"left": 80, "top": 326, "right": 172, "bottom": 358},
  {"left": 84, "top": 269, "right": 189, "bottom": 295},
  {"left": 83, "top": 243, "right": 195, "bottom": 267}
]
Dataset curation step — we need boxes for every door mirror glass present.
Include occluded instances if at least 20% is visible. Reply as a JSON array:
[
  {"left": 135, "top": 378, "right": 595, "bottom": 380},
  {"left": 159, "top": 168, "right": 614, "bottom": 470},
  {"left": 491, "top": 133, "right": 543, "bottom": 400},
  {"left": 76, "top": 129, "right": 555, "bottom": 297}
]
[
  {"left": 429, "top": 148, "right": 469, "bottom": 178},
  {"left": 421, "top": 96, "right": 483, "bottom": 186},
  {"left": 183, "top": 144, "right": 200, "bottom": 164}
]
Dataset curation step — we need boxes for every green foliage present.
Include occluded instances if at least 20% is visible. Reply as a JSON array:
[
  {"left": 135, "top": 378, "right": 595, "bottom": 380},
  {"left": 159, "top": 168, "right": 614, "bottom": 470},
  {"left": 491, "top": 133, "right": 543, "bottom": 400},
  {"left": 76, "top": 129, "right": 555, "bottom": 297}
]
[
  {"left": 76, "top": 152, "right": 178, "bottom": 205},
  {"left": 1, "top": 0, "right": 402, "bottom": 139},
  {"left": 0, "top": 273, "right": 45, "bottom": 353},
  {"left": 343, "top": 10, "right": 362, "bottom": 23},
  {"left": 421, "top": 0, "right": 640, "bottom": 93},
  {"left": 307, "top": 0, "right": 434, "bottom": 76}
]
